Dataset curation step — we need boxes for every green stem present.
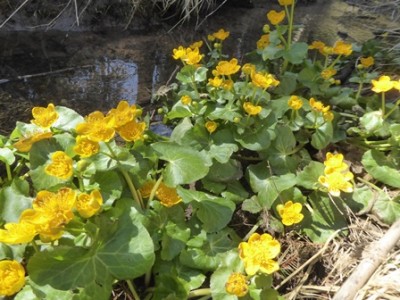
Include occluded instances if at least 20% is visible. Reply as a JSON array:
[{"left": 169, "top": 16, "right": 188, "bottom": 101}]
[
  {"left": 243, "top": 222, "right": 261, "bottom": 241},
  {"left": 147, "top": 175, "right": 164, "bottom": 209},
  {"left": 287, "top": 1, "right": 295, "bottom": 49},
  {"left": 384, "top": 99, "right": 400, "bottom": 120},
  {"left": 121, "top": 170, "right": 144, "bottom": 209},
  {"left": 355, "top": 81, "right": 363, "bottom": 101},
  {"left": 357, "top": 177, "right": 382, "bottom": 192},
  {"left": 5, "top": 163, "right": 12, "bottom": 181},
  {"left": 31, "top": 240, "right": 40, "bottom": 253},
  {"left": 339, "top": 112, "right": 359, "bottom": 119},
  {"left": 187, "top": 288, "right": 211, "bottom": 299},
  {"left": 126, "top": 280, "right": 140, "bottom": 300},
  {"left": 381, "top": 92, "right": 386, "bottom": 116}
]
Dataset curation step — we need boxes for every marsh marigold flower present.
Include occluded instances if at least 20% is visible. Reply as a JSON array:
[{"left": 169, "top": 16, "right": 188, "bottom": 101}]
[
  {"left": 251, "top": 72, "right": 279, "bottom": 89},
  {"left": 215, "top": 58, "right": 241, "bottom": 76},
  {"left": 257, "top": 34, "right": 270, "bottom": 50},
  {"left": 139, "top": 181, "right": 156, "bottom": 198},
  {"left": 243, "top": 102, "right": 262, "bottom": 116},
  {"left": 309, "top": 40, "right": 326, "bottom": 54},
  {"left": 278, "top": 0, "right": 294, "bottom": 5},
  {"left": 225, "top": 273, "right": 249, "bottom": 297},
  {"left": 211, "top": 28, "right": 230, "bottom": 41},
  {"left": 76, "top": 190, "right": 103, "bottom": 218},
  {"left": 0, "top": 260, "right": 25, "bottom": 296},
  {"left": 238, "top": 233, "right": 280, "bottom": 275},
  {"left": 31, "top": 103, "right": 58, "bottom": 129},
  {"left": 108, "top": 100, "right": 140, "bottom": 129},
  {"left": 205, "top": 121, "right": 218, "bottom": 133},
  {"left": 76, "top": 111, "right": 115, "bottom": 142},
  {"left": 321, "top": 68, "right": 337, "bottom": 80},
  {"left": 288, "top": 95, "right": 303, "bottom": 110},
  {"left": 323, "top": 152, "right": 348, "bottom": 174},
  {"left": 13, "top": 131, "right": 53, "bottom": 152},
  {"left": 74, "top": 135, "right": 99, "bottom": 158},
  {"left": 189, "top": 40, "right": 203, "bottom": 49},
  {"left": 156, "top": 182, "right": 182, "bottom": 207},
  {"left": 242, "top": 63, "right": 256, "bottom": 76},
  {"left": 45, "top": 151, "right": 73, "bottom": 180},
  {"left": 333, "top": 40, "right": 353, "bottom": 56},
  {"left": 117, "top": 120, "right": 146, "bottom": 142},
  {"left": 360, "top": 56, "right": 374, "bottom": 68},
  {"left": 183, "top": 47, "right": 203, "bottom": 66},
  {"left": 0, "top": 222, "right": 37, "bottom": 244},
  {"left": 180, "top": 95, "right": 192, "bottom": 105},
  {"left": 393, "top": 79, "right": 400, "bottom": 91},
  {"left": 277, "top": 201, "right": 304, "bottom": 226},
  {"left": 267, "top": 10, "right": 285, "bottom": 25},
  {"left": 172, "top": 46, "right": 186, "bottom": 60},
  {"left": 371, "top": 75, "right": 394, "bottom": 93},
  {"left": 208, "top": 76, "right": 224, "bottom": 88}
]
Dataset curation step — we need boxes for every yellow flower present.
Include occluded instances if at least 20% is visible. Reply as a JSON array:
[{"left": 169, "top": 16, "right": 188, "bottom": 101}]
[
  {"left": 31, "top": 103, "right": 58, "bottom": 129},
  {"left": 172, "top": 46, "right": 186, "bottom": 60},
  {"left": 117, "top": 120, "right": 146, "bottom": 142},
  {"left": 222, "top": 79, "right": 234, "bottom": 90},
  {"left": 257, "top": 34, "right": 270, "bottom": 50},
  {"left": 242, "top": 63, "right": 256, "bottom": 76},
  {"left": 309, "top": 40, "right": 325, "bottom": 51},
  {"left": 45, "top": 151, "right": 73, "bottom": 180},
  {"left": 211, "top": 28, "right": 230, "bottom": 41},
  {"left": 251, "top": 72, "right": 279, "bottom": 89},
  {"left": 139, "top": 181, "right": 156, "bottom": 198},
  {"left": 108, "top": 100, "right": 140, "bottom": 129},
  {"left": 321, "top": 68, "right": 337, "bottom": 80},
  {"left": 0, "top": 260, "right": 25, "bottom": 296},
  {"left": 189, "top": 40, "right": 203, "bottom": 49},
  {"left": 243, "top": 102, "right": 262, "bottom": 116},
  {"left": 76, "top": 111, "right": 115, "bottom": 142},
  {"left": 76, "top": 190, "right": 103, "bottom": 218},
  {"left": 205, "top": 121, "right": 218, "bottom": 133},
  {"left": 309, "top": 98, "right": 329, "bottom": 113},
  {"left": 156, "top": 182, "right": 182, "bottom": 207},
  {"left": 393, "top": 79, "right": 400, "bottom": 91},
  {"left": 371, "top": 75, "right": 394, "bottom": 93},
  {"left": 267, "top": 10, "right": 285, "bottom": 25},
  {"left": 324, "top": 152, "right": 349, "bottom": 174},
  {"left": 225, "top": 273, "right": 249, "bottom": 297},
  {"left": 323, "top": 110, "right": 334, "bottom": 122},
  {"left": 278, "top": 0, "right": 294, "bottom": 5},
  {"left": 183, "top": 47, "right": 203, "bottom": 65},
  {"left": 13, "top": 131, "right": 53, "bottom": 152},
  {"left": 238, "top": 233, "right": 280, "bottom": 275},
  {"left": 318, "top": 171, "right": 354, "bottom": 197},
  {"left": 215, "top": 58, "right": 241, "bottom": 76},
  {"left": 22, "top": 188, "right": 76, "bottom": 242},
  {"left": 321, "top": 46, "right": 334, "bottom": 56},
  {"left": 360, "top": 56, "right": 374, "bottom": 68},
  {"left": 0, "top": 222, "right": 37, "bottom": 244},
  {"left": 333, "top": 40, "right": 353, "bottom": 56},
  {"left": 277, "top": 201, "right": 304, "bottom": 226},
  {"left": 180, "top": 95, "right": 192, "bottom": 105},
  {"left": 288, "top": 95, "right": 303, "bottom": 110},
  {"left": 208, "top": 76, "right": 224, "bottom": 88},
  {"left": 74, "top": 135, "right": 99, "bottom": 158}
]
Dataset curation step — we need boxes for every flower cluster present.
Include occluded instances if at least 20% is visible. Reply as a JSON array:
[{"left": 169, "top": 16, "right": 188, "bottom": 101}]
[
  {"left": 225, "top": 272, "right": 249, "bottom": 297},
  {"left": 309, "top": 40, "right": 353, "bottom": 57},
  {"left": 309, "top": 97, "right": 334, "bottom": 121},
  {"left": 238, "top": 233, "right": 280, "bottom": 276},
  {"left": 318, "top": 152, "right": 354, "bottom": 197},
  {"left": 172, "top": 44, "right": 204, "bottom": 66},
  {"left": 139, "top": 181, "right": 182, "bottom": 207}
]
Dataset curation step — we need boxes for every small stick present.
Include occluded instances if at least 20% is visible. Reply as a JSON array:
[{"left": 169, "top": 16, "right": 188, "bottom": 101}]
[
  {"left": 0, "top": 0, "right": 31, "bottom": 29},
  {"left": 0, "top": 65, "right": 93, "bottom": 84},
  {"left": 333, "top": 219, "right": 400, "bottom": 300}
]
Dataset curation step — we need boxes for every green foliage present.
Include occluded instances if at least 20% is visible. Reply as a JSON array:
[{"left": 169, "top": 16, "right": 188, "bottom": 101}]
[{"left": 1, "top": 1, "right": 400, "bottom": 299}]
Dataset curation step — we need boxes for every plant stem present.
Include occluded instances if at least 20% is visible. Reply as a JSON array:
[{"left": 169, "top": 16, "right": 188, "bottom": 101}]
[
  {"left": 381, "top": 92, "right": 386, "bottom": 116},
  {"left": 355, "top": 81, "right": 363, "bottom": 101},
  {"left": 126, "top": 280, "right": 140, "bottom": 300},
  {"left": 357, "top": 177, "right": 382, "bottom": 192},
  {"left": 187, "top": 288, "right": 211, "bottom": 299},
  {"left": 147, "top": 175, "right": 163, "bottom": 209},
  {"left": 121, "top": 170, "right": 144, "bottom": 209},
  {"left": 5, "top": 163, "right": 12, "bottom": 181},
  {"left": 243, "top": 222, "right": 260, "bottom": 241},
  {"left": 384, "top": 99, "right": 400, "bottom": 120},
  {"left": 31, "top": 240, "right": 40, "bottom": 253}
]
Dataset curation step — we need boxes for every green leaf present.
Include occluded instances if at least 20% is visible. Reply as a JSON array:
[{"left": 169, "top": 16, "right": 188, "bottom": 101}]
[
  {"left": 205, "top": 159, "right": 242, "bottom": 183},
  {"left": 176, "top": 65, "right": 196, "bottom": 84},
  {"left": 180, "top": 229, "right": 240, "bottom": 271},
  {"left": 274, "top": 72, "right": 297, "bottom": 95},
  {"left": 258, "top": 174, "right": 297, "bottom": 209},
  {"left": 301, "top": 191, "right": 348, "bottom": 243},
  {"left": 161, "top": 221, "right": 191, "bottom": 261},
  {"left": 372, "top": 193, "right": 400, "bottom": 225},
  {"left": 360, "top": 111, "right": 384, "bottom": 134},
  {"left": 170, "top": 118, "right": 193, "bottom": 143},
  {"left": 234, "top": 126, "right": 272, "bottom": 151},
  {"left": 28, "top": 209, "right": 155, "bottom": 294},
  {"left": 92, "top": 171, "right": 122, "bottom": 205},
  {"left": 283, "top": 42, "right": 308, "bottom": 64},
  {"left": 53, "top": 106, "right": 84, "bottom": 131},
  {"left": 242, "top": 196, "right": 263, "bottom": 213},
  {"left": 0, "top": 147, "right": 15, "bottom": 165},
  {"left": 311, "top": 122, "right": 333, "bottom": 150},
  {"left": 152, "top": 142, "right": 211, "bottom": 185},
  {"left": 194, "top": 67, "right": 208, "bottom": 82},
  {"left": 296, "top": 161, "right": 324, "bottom": 189},
  {"left": 0, "top": 178, "right": 33, "bottom": 223},
  {"left": 362, "top": 150, "right": 400, "bottom": 188},
  {"left": 167, "top": 105, "right": 192, "bottom": 119},
  {"left": 153, "top": 274, "right": 189, "bottom": 300},
  {"left": 273, "top": 125, "right": 296, "bottom": 153},
  {"left": 208, "top": 143, "right": 238, "bottom": 164},
  {"left": 178, "top": 188, "right": 235, "bottom": 232},
  {"left": 17, "top": 278, "right": 77, "bottom": 300}
]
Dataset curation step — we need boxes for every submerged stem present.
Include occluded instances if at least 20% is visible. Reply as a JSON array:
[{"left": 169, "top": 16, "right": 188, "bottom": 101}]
[{"left": 126, "top": 280, "right": 141, "bottom": 300}]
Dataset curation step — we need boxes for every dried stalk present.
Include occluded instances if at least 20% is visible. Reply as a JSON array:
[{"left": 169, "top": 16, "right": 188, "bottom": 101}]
[{"left": 333, "top": 219, "right": 400, "bottom": 300}]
